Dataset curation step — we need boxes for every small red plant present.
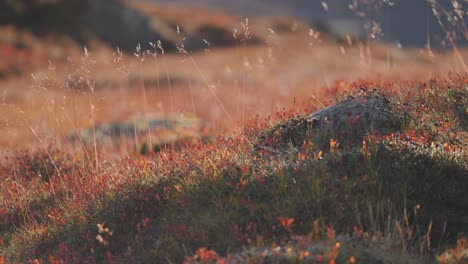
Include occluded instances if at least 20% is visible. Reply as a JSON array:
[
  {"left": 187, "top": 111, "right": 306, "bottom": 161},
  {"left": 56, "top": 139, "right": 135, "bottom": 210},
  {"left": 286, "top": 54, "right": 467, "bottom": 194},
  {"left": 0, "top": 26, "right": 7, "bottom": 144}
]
[{"left": 278, "top": 217, "right": 295, "bottom": 232}]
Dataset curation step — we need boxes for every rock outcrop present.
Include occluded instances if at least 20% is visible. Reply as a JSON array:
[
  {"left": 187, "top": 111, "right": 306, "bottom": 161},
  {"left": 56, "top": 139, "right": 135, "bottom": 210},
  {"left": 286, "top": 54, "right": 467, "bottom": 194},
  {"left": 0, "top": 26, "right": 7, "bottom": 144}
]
[
  {"left": 307, "top": 94, "right": 404, "bottom": 141},
  {"left": 66, "top": 113, "right": 207, "bottom": 153},
  {"left": 258, "top": 93, "right": 405, "bottom": 151}
]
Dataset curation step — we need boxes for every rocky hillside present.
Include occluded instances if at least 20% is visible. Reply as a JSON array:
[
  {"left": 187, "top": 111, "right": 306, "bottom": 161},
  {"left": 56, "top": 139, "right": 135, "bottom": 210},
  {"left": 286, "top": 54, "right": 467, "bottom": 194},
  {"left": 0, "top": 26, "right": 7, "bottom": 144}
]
[
  {"left": 0, "top": 0, "right": 175, "bottom": 52},
  {"left": 146, "top": 0, "right": 467, "bottom": 47},
  {"left": 0, "top": 0, "right": 265, "bottom": 78},
  {"left": 0, "top": 0, "right": 268, "bottom": 53}
]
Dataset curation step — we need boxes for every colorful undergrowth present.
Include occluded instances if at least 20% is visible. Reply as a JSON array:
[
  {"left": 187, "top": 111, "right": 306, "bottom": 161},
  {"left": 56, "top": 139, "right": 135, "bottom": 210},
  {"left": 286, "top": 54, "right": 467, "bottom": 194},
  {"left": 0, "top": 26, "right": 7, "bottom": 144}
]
[{"left": 0, "top": 76, "right": 466, "bottom": 263}]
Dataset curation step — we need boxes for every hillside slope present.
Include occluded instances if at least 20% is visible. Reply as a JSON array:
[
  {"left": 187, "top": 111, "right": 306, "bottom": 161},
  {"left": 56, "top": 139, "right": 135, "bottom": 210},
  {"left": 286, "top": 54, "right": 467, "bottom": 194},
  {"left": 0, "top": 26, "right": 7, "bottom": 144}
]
[
  {"left": 1, "top": 76, "right": 466, "bottom": 263},
  {"left": 145, "top": 0, "right": 467, "bottom": 47}
]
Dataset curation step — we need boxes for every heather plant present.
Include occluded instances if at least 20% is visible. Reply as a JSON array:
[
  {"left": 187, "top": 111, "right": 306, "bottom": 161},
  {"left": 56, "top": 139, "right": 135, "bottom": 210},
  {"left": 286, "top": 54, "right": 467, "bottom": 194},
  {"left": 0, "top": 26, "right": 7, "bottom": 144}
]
[{"left": 1, "top": 76, "right": 466, "bottom": 263}]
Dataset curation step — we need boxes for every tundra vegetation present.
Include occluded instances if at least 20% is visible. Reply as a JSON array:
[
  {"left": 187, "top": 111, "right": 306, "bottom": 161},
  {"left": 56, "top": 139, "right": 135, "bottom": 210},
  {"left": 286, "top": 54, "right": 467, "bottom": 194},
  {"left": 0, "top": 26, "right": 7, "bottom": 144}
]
[{"left": 0, "top": 0, "right": 467, "bottom": 263}]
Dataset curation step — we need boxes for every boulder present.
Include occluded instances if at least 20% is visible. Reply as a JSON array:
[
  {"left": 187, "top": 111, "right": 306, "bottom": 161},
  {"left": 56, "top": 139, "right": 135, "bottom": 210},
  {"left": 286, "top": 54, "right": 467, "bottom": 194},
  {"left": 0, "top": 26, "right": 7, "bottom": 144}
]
[
  {"left": 308, "top": 94, "right": 404, "bottom": 142},
  {"left": 66, "top": 113, "right": 208, "bottom": 153},
  {"left": 257, "top": 93, "right": 405, "bottom": 151}
]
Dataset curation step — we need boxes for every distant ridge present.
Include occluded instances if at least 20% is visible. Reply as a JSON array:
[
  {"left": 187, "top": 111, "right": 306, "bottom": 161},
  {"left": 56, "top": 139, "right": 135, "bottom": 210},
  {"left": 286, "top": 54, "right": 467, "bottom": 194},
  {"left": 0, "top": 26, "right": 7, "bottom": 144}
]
[{"left": 142, "top": 0, "right": 467, "bottom": 48}]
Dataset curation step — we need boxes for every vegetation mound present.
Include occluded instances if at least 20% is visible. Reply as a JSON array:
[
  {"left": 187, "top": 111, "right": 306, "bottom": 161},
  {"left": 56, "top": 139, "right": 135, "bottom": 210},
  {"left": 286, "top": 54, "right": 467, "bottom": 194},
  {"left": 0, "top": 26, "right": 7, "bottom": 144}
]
[
  {"left": 258, "top": 90, "right": 405, "bottom": 151},
  {"left": 0, "top": 77, "right": 467, "bottom": 263}
]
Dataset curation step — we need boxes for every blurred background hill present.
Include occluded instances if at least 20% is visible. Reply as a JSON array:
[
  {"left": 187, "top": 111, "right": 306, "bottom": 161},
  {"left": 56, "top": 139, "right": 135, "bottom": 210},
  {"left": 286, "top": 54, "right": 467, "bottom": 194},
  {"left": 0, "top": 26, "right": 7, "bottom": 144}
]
[
  {"left": 1, "top": 0, "right": 466, "bottom": 81},
  {"left": 143, "top": 0, "right": 467, "bottom": 48},
  {"left": 1, "top": 0, "right": 466, "bottom": 51},
  {"left": 0, "top": 0, "right": 172, "bottom": 51}
]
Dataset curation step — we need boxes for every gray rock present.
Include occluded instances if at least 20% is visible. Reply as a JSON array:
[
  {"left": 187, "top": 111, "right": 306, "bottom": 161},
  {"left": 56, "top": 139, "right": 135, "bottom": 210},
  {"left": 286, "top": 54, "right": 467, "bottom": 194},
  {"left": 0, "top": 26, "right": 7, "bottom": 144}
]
[
  {"left": 307, "top": 95, "right": 403, "bottom": 139},
  {"left": 66, "top": 114, "right": 207, "bottom": 152},
  {"left": 256, "top": 94, "right": 405, "bottom": 152}
]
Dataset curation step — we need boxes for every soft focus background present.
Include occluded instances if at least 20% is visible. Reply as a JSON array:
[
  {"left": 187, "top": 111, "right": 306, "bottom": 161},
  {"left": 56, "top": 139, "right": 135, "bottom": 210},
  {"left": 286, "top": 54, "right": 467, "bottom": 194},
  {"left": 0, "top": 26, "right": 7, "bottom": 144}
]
[
  {"left": 145, "top": 0, "right": 466, "bottom": 47},
  {"left": 0, "top": 0, "right": 466, "bottom": 150}
]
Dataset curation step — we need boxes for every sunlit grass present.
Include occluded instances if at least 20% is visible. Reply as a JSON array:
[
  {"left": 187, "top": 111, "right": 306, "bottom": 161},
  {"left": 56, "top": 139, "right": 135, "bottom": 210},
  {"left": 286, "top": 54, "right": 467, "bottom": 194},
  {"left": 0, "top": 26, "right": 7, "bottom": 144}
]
[{"left": 1, "top": 75, "right": 466, "bottom": 263}]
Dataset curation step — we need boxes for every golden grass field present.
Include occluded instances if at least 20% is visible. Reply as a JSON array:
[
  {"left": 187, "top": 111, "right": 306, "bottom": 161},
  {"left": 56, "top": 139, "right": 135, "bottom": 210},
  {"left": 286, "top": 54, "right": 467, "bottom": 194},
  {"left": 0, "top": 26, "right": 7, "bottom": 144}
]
[{"left": 1, "top": 18, "right": 466, "bottom": 149}]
